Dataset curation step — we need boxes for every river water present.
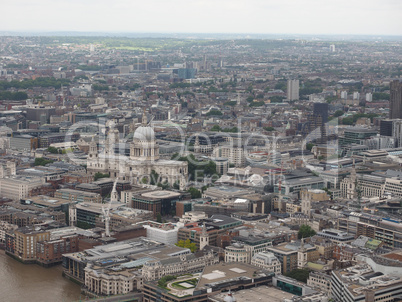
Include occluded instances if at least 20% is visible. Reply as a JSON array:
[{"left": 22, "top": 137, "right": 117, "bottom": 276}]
[{"left": 0, "top": 250, "right": 82, "bottom": 302}]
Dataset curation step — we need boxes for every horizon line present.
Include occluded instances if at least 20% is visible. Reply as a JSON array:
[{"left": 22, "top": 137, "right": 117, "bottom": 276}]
[{"left": 0, "top": 31, "right": 401, "bottom": 38}]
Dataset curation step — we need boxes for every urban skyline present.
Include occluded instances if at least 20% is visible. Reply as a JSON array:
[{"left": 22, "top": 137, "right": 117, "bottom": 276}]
[
  {"left": 0, "top": 2, "right": 401, "bottom": 301},
  {"left": 1, "top": 0, "right": 401, "bottom": 36}
]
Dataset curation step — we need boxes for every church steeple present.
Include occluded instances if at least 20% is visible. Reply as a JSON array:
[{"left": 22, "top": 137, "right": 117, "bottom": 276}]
[
  {"left": 89, "top": 136, "right": 98, "bottom": 158},
  {"left": 194, "top": 135, "right": 200, "bottom": 153},
  {"left": 351, "top": 158, "right": 357, "bottom": 183},
  {"left": 199, "top": 222, "right": 209, "bottom": 251},
  {"left": 111, "top": 179, "right": 119, "bottom": 202},
  {"left": 298, "top": 237, "right": 308, "bottom": 269}
]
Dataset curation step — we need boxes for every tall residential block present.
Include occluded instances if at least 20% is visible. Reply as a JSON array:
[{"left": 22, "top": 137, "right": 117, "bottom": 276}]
[{"left": 287, "top": 79, "right": 299, "bottom": 101}]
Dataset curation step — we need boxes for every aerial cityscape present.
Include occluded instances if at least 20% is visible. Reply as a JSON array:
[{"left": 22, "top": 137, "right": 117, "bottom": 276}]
[{"left": 0, "top": 1, "right": 402, "bottom": 302}]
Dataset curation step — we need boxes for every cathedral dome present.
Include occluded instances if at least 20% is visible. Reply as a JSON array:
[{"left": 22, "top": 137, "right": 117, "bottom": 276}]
[{"left": 134, "top": 126, "right": 155, "bottom": 141}]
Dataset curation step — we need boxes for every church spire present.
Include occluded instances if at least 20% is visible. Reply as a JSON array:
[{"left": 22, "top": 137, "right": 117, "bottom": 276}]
[
  {"left": 200, "top": 222, "right": 209, "bottom": 251},
  {"left": 194, "top": 135, "right": 200, "bottom": 153},
  {"left": 351, "top": 158, "right": 357, "bottom": 182},
  {"left": 111, "top": 179, "right": 119, "bottom": 202},
  {"left": 202, "top": 222, "right": 207, "bottom": 236}
]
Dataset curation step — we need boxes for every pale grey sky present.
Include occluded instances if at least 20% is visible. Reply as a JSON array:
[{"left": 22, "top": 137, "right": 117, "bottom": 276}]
[{"left": 1, "top": 0, "right": 401, "bottom": 35}]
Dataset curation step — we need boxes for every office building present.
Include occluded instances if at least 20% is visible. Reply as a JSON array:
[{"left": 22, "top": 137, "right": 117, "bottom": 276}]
[
  {"left": 338, "top": 212, "right": 402, "bottom": 248},
  {"left": 0, "top": 175, "right": 45, "bottom": 200},
  {"left": 389, "top": 80, "right": 402, "bottom": 119},
  {"left": 177, "top": 68, "right": 197, "bottom": 79},
  {"left": 251, "top": 251, "right": 282, "bottom": 273},
  {"left": 307, "top": 271, "right": 332, "bottom": 295},
  {"left": 213, "top": 141, "right": 246, "bottom": 168},
  {"left": 225, "top": 235, "right": 272, "bottom": 264},
  {"left": 305, "top": 103, "right": 329, "bottom": 142},
  {"left": 131, "top": 189, "right": 187, "bottom": 218},
  {"left": 273, "top": 275, "right": 317, "bottom": 296},
  {"left": 338, "top": 128, "right": 377, "bottom": 146},
  {"left": 142, "top": 222, "right": 179, "bottom": 245},
  {"left": 63, "top": 237, "right": 190, "bottom": 284},
  {"left": 143, "top": 263, "right": 274, "bottom": 302},
  {"left": 267, "top": 241, "right": 319, "bottom": 273},
  {"left": 380, "top": 119, "right": 394, "bottom": 136},
  {"left": 331, "top": 264, "right": 402, "bottom": 302},
  {"left": 392, "top": 119, "right": 402, "bottom": 147},
  {"left": 54, "top": 188, "right": 102, "bottom": 203},
  {"left": 316, "top": 229, "right": 355, "bottom": 244},
  {"left": 178, "top": 215, "right": 242, "bottom": 250}
]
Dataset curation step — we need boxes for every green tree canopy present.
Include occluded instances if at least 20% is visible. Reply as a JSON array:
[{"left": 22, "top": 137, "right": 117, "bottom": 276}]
[
  {"left": 188, "top": 187, "right": 202, "bottom": 199},
  {"left": 176, "top": 239, "right": 197, "bottom": 253},
  {"left": 47, "top": 146, "right": 59, "bottom": 154},
  {"left": 34, "top": 158, "right": 53, "bottom": 166},
  {"left": 206, "top": 109, "right": 223, "bottom": 116},
  {"left": 94, "top": 172, "right": 109, "bottom": 181},
  {"left": 298, "top": 224, "right": 316, "bottom": 239},
  {"left": 285, "top": 269, "right": 310, "bottom": 283},
  {"left": 333, "top": 110, "right": 344, "bottom": 117}
]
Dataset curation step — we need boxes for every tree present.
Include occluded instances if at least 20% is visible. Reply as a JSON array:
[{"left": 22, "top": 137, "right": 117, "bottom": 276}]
[
  {"left": 176, "top": 239, "right": 197, "bottom": 253},
  {"left": 34, "top": 158, "right": 53, "bottom": 166},
  {"left": 285, "top": 269, "right": 310, "bottom": 283},
  {"left": 176, "top": 154, "right": 217, "bottom": 181},
  {"left": 173, "top": 181, "right": 180, "bottom": 190},
  {"left": 333, "top": 110, "right": 344, "bottom": 117},
  {"left": 158, "top": 275, "right": 176, "bottom": 288},
  {"left": 94, "top": 172, "right": 109, "bottom": 181},
  {"left": 47, "top": 146, "right": 58, "bottom": 154},
  {"left": 341, "top": 117, "right": 354, "bottom": 125},
  {"left": 298, "top": 224, "right": 316, "bottom": 239},
  {"left": 156, "top": 213, "right": 162, "bottom": 223},
  {"left": 211, "top": 125, "right": 221, "bottom": 132},
  {"left": 224, "top": 101, "right": 237, "bottom": 107},
  {"left": 150, "top": 170, "right": 159, "bottom": 185},
  {"left": 249, "top": 101, "right": 265, "bottom": 107},
  {"left": 246, "top": 96, "right": 254, "bottom": 103},
  {"left": 306, "top": 143, "right": 314, "bottom": 151},
  {"left": 206, "top": 109, "right": 223, "bottom": 116},
  {"left": 263, "top": 126, "right": 275, "bottom": 132},
  {"left": 188, "top": 187, "right": 201, "bottom": 199},
  {"left": 270, "top": 96, "right": 285, "bottom": 103}
]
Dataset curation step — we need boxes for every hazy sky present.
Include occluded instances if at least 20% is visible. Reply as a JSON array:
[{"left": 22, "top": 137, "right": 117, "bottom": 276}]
[{"left": 1, "top": 0, "right": 401, "bottom": 35}]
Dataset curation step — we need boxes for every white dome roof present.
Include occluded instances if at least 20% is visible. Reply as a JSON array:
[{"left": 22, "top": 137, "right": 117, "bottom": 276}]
[
  {"left": 134, "top": 126, "right": 155, "bottom": 141},
  {"left": 224, "top": 294, "right": 236, "bottom": 302}
]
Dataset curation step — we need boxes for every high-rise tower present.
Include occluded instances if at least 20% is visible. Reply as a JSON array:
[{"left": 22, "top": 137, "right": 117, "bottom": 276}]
[
  {"left": 287, "top": 79, "right": 299, "bottom": 101},
  {"left": 390, "top": 80, "right": 402, "bottom": 119}
]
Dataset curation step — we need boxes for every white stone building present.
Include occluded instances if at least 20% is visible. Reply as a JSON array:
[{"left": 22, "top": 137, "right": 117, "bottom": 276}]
[
  {"left": 251, "top": 251, "right": 282, "bottom": 273},
  {"left": 142, "top": 251, "right": 218, "bottom": 281},
  {"left": 143, "top": 222, "right": 179, "bottom": 245},
  {"left": 84, "top": 263, "right": 142, "bottom": 296},
  {"left": 0, "top": 175, "right": 44, "bottom": 200}
]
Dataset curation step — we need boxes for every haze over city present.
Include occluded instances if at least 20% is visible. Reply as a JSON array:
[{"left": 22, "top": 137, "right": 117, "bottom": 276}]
[{"left": 1, "top": 0, "right": 402, "bottom": 36}]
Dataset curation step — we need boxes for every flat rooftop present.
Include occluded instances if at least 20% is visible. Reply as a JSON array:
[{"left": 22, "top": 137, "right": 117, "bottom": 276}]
[
  {"left": 197, "top": 262, "right": 267, "bottom": 289},
  {"left": 210, "top": 286, "right": 294, "bottom": 302},
  {"left": 141, "top": 190, "right": 181, "bottom": 199}
]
